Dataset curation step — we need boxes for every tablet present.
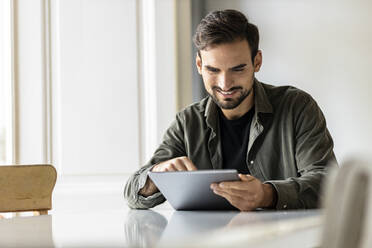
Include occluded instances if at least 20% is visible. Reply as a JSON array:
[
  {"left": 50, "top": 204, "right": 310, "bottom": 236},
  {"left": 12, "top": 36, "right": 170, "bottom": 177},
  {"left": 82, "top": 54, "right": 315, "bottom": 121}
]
[{"left": 148, "top": 169, "right": 239, "bottom": 210}]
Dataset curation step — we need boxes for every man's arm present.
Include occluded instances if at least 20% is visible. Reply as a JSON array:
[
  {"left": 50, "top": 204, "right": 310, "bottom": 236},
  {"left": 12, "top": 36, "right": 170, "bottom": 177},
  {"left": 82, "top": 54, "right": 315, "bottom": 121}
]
[
  {"left": 124, "top": 113, "right": 194, "bottom": 209},
  {"left": 211, "top": 93, "right": 337, "bottom": 210},
  {"left": 138, "top": 156, "right": 197, "bottom": 197},
  {"left": 265, "top": 94, "right": 338, "bottom": 209}
]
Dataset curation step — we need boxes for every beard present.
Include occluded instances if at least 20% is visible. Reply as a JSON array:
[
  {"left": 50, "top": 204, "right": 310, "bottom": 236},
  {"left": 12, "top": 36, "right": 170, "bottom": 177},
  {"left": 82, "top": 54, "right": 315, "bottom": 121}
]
[{"left": 208, "top": 86, "right": 252, "bottom": 110}]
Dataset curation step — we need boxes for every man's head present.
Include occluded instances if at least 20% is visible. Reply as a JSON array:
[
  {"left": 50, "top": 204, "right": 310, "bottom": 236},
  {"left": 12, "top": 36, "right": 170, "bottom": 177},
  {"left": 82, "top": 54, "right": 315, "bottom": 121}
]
[{"left": 193, "top": 10, "right": 262, "bottom": 118}]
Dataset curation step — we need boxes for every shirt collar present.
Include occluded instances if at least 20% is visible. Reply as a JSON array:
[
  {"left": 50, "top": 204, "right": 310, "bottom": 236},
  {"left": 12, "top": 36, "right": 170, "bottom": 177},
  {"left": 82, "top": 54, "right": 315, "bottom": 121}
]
[
  {"left": 205, "top": 95, "right": 219, "bottom": 131},
  {"left": 253, "top": 78, "right": 273, "bottom": 114}
]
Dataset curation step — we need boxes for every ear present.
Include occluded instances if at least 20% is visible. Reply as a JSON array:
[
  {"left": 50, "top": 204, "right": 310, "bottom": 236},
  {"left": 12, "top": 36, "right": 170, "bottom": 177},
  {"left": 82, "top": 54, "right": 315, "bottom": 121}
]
[
  {"left": 196, "top": 52, "right": 202, "bottom": 75},
  {"left": 253, "top": 50, "right": 262, "bottom": 72}
]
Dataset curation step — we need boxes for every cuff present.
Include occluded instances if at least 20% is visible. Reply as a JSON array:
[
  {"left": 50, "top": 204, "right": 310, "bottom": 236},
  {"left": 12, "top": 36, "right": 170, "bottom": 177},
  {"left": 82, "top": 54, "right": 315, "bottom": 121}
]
[
  {"left": 135, "top": 166, "right": 165, "bottom": 208},
  {"left": 138, "top": 192, "right": 163, "bottom": 203},
  {"left": 137, "top": 166, "right": 154, "bottom": 192},
  {"left": 264, "top": 180, "right": 299, "bottom": 210}
]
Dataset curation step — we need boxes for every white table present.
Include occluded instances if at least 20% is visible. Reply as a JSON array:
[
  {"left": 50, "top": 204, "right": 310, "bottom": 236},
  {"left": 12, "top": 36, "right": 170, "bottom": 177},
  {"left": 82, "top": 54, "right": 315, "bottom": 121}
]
[
  {"left": 0, "top": 183, "right": 323, "bottom": 247},
  {"left": 0, "top": 208, "right": 322, "bottom": 247}
]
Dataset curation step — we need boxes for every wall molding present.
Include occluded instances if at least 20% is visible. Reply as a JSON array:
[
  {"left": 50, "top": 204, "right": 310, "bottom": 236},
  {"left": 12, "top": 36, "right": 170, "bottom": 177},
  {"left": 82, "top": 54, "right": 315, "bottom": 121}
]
[
  {"left": 176, "top": 0, "right": 193, "bottom": 110},
  {"left": 41, "top": 0, "right": 52, "bottom": 164},
  {"left": 137, "top": 0, "right": 158, "bottom": 165},
  {"left": 10, "top": 0, "right": 50, "bottom": 165},
  {"left": 50, "top": 0, "right": 62, "bottom": 173},
  {"left": 10, "top": 0, "right": 17, "bottom": 164},
  {"left": 137, "top": 0, "right": 179, "bottom": 165}
]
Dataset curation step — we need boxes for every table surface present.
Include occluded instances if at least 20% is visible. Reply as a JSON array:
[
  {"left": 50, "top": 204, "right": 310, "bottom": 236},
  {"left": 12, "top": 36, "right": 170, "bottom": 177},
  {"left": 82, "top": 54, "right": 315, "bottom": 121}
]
[
  {"left": 0, "top": 185, "right": 323, "bottom": 248},
  {"left": 0, "top": 208, "right": 322, "bottom": 247}
]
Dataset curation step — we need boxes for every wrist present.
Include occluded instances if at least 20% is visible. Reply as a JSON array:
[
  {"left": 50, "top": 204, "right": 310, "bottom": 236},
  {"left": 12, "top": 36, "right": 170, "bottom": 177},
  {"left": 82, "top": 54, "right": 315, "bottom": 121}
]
[
  {"left": 262, "top": 183, "right": 277, "bottom": 208},
  {"left": 139, "top": 177, "right": 158, "bottom": 197}
]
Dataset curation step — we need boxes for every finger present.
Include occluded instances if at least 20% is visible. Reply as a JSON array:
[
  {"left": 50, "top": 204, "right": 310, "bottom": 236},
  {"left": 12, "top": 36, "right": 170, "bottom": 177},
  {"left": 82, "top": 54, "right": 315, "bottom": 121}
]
[
  {"left": 176, "top": 157, "right": 194, "bottom": 171},
  {"left": 181, "top": 157, "right": 198, "bottom": 171},
  {"left": 238, "top": 174, "right": 256, "bottom": 182},
  {"left": 214, "top": 186, "right": 257, "bottom": 200},
  {"left": 151, "top": 162, "right": 164, "bottom": 172},
  {"left": 171, "top": 161, "right": 188, "bottom": 171},
  {"left": 214, "top": 189, "right": 256, "bottom": 211},
  {"left": 213, "top": 188, "right": 234, "bottom": 203},
  {"left": 165, "top": 163, "right": 178, "bottom": 172},
  {"left": 218, "top": 174, "right": 255, "bottom": 188},
  {"left": 219, "top": 181, "right": 249, "bottom": 190},
  {"left": 210, "top": 183, "right": 218, "bottom": 190},
  {"left": 213, "top": 189, "right": 247, "bottom": 207}
]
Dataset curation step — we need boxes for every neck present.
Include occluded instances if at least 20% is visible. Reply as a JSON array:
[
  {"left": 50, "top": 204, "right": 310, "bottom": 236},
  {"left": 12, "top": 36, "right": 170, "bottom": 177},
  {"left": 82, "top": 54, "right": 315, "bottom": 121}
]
[{"left": 221, "top": 88, "right": 255, "bottom": 120}]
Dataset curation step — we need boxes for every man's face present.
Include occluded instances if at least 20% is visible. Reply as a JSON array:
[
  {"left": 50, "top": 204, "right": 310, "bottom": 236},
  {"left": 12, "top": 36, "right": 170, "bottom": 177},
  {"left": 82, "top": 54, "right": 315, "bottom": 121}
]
[{"left": 196, "top": 39, "right": 262, "bottom": 111}]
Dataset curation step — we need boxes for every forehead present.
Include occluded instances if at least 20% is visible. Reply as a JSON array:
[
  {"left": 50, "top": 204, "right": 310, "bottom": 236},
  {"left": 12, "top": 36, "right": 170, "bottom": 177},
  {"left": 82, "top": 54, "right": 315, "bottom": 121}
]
[{"left": 199, "top": 39, "right": 252, "bottom": 67}]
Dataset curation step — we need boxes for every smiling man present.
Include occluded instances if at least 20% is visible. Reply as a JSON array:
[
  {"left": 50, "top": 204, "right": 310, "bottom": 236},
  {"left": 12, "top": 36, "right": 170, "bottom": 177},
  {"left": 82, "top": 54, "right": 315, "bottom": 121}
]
[{"left": 124, "top": 9, "right": 338, "bottom": 210}]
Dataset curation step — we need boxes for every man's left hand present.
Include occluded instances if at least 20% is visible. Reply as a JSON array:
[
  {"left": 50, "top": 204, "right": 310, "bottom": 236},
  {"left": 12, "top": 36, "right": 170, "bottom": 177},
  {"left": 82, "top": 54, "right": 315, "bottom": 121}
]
[{"left": 210, "top": 174, "right": 276, "bottom": 211}]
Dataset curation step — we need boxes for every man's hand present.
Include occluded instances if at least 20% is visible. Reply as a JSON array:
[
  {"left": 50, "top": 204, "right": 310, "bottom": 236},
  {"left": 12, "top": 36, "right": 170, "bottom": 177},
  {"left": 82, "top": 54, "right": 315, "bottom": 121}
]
[
  {"left": 210, "top": 174, "right": 276, "bottom": 211},
  {"left": 139, "top": 156, "right": 197, "bottom": 197}
]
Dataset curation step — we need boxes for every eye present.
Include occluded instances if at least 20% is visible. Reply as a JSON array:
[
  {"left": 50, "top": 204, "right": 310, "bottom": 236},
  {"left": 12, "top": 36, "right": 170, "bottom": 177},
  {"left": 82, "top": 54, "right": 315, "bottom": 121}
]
[
  {"left": 204, "top": 66, "right": 220, "bottom": 73},
  {"left": 207, "top": 67, "right": 219, "bottom": 73},
  {"left": 232, "top": 68, "right": 244, "bottom": 72}
]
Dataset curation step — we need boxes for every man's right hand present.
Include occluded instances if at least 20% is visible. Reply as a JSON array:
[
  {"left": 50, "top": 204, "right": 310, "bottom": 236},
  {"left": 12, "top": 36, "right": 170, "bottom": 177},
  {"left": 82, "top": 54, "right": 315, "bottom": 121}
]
[{"left": 139, "top": 156, "right": 197, "bottom": 197}]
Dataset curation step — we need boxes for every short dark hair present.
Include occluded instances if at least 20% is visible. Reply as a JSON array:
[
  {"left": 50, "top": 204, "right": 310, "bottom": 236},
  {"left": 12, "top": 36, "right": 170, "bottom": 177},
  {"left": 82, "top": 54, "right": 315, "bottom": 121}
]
[{"left": 193, "top": 9, "right": 259, "bottom": 62}]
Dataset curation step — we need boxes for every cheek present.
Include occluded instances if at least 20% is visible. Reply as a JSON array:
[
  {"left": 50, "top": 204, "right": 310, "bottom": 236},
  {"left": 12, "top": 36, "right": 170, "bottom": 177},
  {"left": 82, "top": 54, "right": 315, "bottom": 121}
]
[
  {"left": 201, "top": 73, "right": 217, "bottom": 87},
  {"left": 233, "top": 70, "right": 254, "bottom": 83}
]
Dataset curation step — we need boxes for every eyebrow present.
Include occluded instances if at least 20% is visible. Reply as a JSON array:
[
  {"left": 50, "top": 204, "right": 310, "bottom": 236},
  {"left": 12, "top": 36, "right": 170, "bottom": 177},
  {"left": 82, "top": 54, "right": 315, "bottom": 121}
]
[
  {"left": 205, "top": 65, "right": 219, "bottom": 71},
  {"left": 230, "top": 64, "right": 247, "bottom": 70},
  {"left": 204, "top": 64, "right": 247, "bottom": 71}
]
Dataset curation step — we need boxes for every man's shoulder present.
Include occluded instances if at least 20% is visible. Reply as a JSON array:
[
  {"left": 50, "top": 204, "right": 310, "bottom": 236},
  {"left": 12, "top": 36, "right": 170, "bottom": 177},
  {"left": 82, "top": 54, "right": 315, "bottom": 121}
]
[{"left": 260, "top": 81, "right": 314, "bottom": 105}]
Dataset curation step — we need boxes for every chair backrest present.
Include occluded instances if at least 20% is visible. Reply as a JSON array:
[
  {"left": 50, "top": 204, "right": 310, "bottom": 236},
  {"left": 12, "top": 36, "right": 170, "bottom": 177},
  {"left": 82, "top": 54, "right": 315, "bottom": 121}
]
[
  {"left": 321, "top": 159, "right": 372, "bottom": 248},
  {"left": 0, "top": 164, "right": 57, "bottom": 215}
]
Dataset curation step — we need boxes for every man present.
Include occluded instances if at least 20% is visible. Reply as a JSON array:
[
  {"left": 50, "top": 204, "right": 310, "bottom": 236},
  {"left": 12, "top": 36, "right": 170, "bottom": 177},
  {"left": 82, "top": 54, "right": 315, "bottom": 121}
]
[{"left": 124, "top": 9, "right": 337, "bottom": 211}]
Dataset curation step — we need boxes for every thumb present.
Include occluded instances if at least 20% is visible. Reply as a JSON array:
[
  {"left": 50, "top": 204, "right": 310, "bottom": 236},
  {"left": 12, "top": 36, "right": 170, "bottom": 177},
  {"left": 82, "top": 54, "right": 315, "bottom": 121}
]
[{"left": 239, "top": 174, "right": 255, "bottom": 182}]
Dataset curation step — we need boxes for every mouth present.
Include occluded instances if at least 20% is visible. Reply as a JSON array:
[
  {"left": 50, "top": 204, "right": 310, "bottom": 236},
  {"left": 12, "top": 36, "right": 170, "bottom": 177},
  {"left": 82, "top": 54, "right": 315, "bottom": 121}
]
[{"left": 215, "top": 88, "right": 241, "bottom": 98}]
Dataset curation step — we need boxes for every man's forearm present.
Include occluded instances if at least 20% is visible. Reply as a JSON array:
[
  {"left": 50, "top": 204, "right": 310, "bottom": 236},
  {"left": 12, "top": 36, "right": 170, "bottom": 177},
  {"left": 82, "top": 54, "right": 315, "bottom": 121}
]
[{"left": 124, "top": 169, "right": 166, "bottom": 209}]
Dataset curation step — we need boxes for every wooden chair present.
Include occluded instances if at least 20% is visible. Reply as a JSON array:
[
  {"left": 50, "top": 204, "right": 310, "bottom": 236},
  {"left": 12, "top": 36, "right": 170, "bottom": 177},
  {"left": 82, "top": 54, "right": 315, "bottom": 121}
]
[{"left": 0, "top": 164, "right": 57, "bottom": 215}]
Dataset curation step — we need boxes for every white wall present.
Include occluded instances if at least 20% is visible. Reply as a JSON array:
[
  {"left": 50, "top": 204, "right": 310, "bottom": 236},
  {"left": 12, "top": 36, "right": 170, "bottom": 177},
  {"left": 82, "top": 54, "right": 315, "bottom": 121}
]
[
  {"left": 11, "top": 0, "right": 180, "bottom": 178},
  {"left": 51, "top": 0, "right": 140, "bottom": 175},
  {"left": 205, "top": 0, "right": 372, "bottom": 163}
]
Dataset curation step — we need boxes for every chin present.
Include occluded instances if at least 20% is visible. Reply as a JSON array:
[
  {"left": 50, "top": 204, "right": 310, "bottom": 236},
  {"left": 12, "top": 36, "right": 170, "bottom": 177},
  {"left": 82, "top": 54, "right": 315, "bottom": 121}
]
[{"left": 216, "top": 99, "right": 241, "bottom": 110}]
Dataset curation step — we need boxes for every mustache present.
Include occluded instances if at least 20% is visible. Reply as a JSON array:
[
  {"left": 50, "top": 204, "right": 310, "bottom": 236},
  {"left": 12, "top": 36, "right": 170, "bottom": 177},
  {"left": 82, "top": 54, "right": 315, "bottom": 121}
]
[{"left": 212, "top": 86, "right": 243, "bottom": 91}]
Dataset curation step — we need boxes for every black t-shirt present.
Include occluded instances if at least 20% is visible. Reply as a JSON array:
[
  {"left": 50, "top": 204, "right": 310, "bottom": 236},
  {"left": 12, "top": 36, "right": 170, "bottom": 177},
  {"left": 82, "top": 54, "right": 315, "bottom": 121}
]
[{"left": 218, "top": 107, "right": 255, "bottom": 174}]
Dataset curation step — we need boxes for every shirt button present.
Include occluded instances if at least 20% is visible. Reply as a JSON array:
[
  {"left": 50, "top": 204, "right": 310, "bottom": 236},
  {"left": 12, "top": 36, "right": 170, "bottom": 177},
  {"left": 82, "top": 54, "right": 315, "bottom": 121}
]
[{"left": 250, "top": 160, "right": 254, "bottom": 164}]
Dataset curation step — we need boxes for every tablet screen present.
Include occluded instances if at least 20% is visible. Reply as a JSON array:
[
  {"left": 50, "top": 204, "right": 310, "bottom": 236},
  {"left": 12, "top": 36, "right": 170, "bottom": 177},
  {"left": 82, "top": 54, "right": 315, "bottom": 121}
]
[{"left": 148, "top": 169, "right": 239, "bottom": 210}]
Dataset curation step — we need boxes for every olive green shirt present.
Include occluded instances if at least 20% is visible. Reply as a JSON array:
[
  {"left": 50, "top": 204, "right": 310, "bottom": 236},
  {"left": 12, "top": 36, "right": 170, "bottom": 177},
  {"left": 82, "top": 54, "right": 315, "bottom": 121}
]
[{"left": 124, "top": 79, "right": 338, "bottom": 210}]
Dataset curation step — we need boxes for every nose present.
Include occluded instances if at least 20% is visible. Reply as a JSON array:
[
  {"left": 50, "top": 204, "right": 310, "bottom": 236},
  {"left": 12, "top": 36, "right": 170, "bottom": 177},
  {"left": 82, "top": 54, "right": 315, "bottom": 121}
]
[{"left": 217, "top": 72, "right": 234, "bottom": 90}]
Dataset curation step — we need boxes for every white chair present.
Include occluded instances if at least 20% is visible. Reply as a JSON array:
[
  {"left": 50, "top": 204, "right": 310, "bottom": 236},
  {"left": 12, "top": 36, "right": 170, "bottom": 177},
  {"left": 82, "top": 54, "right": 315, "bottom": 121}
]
[{"left": 321, "top": 159, "right": 372, "bottom": 248}]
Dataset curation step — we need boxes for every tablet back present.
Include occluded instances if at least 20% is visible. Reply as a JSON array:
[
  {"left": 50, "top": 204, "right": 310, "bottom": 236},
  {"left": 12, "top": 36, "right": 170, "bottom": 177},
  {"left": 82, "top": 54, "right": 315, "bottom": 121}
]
[{"left": 148, "top": 170, "right": 239, "bottom": 210}]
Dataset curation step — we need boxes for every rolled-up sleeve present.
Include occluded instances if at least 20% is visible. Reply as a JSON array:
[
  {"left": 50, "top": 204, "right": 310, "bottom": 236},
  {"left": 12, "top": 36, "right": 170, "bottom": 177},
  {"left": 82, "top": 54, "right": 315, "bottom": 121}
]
[{"left": 124, "top": 113, "right": 186, "bottom": 209}]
